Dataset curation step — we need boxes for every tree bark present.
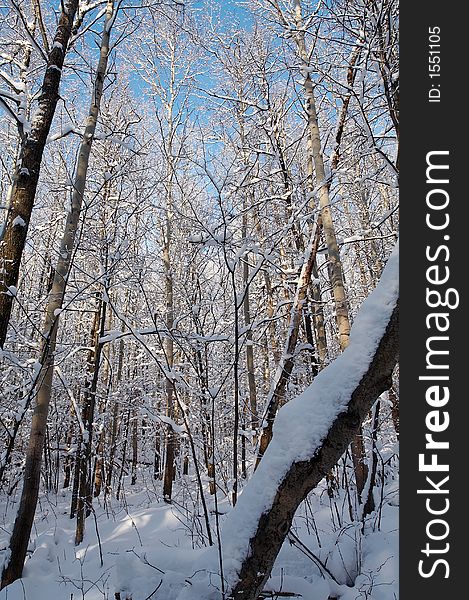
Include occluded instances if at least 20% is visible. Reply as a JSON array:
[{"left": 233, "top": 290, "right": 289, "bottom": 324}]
[
  {"left": 162, "top": 182, "right": 176, "bottom": 502},
  {"left": 131, "top": 410, "right": 138, "bottom": 485},
  {"left": 106, "top": 311, "right": 127, "bottom": 494},
  {"left": 362, "top": 400, "right": 381, "bottom": 518},
  {"left": 389, "top": 385, "right": 399, "bottom": 439},
  {"left": 243, "top": 229, "right": 258, "bottom": 432},
  {"left": 0, "top": 0, "right": 79, "bottom": 348}
]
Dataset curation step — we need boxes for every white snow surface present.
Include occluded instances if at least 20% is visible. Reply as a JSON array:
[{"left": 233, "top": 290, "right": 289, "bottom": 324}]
[
  {"left": 0, "top": 493, "right": 200, "bottom": 600},
  {"left": 0, "top": 479, "right": 399, "bottom": 600},
  {"left": 177, "top": 241, "right": 399, "bottom": 598}
]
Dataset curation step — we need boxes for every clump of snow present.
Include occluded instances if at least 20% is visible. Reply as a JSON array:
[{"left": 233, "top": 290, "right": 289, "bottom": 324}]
[
  {"left": 12, "top": 216, "right": 26, "bottom": 227},
  {"left": 99, "top": 328, "right": 124, "bottom": 343},
  {"left": 46, "top": 123, "right": 80, "bottom": 143}
]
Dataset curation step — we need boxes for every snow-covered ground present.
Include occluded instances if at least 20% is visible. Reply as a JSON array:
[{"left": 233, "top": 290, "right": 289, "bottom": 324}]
[{"left": 0, "top": 475, "right": 398, "bottom": 600}]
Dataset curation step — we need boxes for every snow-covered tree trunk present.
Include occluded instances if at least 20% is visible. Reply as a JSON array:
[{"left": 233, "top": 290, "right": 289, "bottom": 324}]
[
  {"left": 177, "top": 244, "right": 399, "bottom": 600},
  {"left": 229, "top": 294, "right": 397, "bottom": 599},
  {"left": 0, "top": 0, "right": 80, "bottom": 349}
]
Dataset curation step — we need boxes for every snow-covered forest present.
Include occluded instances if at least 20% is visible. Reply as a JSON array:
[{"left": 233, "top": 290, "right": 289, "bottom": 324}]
[{"left": 0, "top": 1, "right": 399, "bottom": 598}]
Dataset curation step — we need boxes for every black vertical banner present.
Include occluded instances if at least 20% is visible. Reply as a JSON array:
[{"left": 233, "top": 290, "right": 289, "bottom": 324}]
[{"left": 401, "top": 3, "right": 466, "bottom": 599}]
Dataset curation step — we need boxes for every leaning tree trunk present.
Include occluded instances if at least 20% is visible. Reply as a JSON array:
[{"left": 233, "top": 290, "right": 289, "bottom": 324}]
[
  {"left": 0, "top": 0, "right": 79, "bottom": 349},
  {"left": 292, "top": 0, "right": 371, "bottom": 497},
  {"left": 228, "top": 308, "right": 398, "bottom": 600},
  {"left": 177, "top": 246, "right": 399, "bottom": 600},
  {"left": 303, "top": 38, "right": 362, "bottom": 368},
  {"left": 292, "top": 0, "right": 350, "bottom": 351},
  {"left": 254, "top": 38, "right": 361, "bottom": 456},
  {"left": 1, "top": 2, "right": 115, "bottom": 588}
]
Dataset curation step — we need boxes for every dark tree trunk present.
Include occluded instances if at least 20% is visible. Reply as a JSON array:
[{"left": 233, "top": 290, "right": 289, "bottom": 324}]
[
  {"left": 389, "top": 386, "right": 399, "bottom": 439},
  {"left": 75, "top": 295, "right": 106, "bottom": 545},
  {"left": 163, "top": 424, "right": 176, "bottom": 500},
  {"left": 0, "top": 0, "right": 79, "bottom": 349},
  {"left": 131, "top": 410, "right": 138, "bottom": 485},
  {"left": 363, "top": 400, "right": 381, "bottom": 518},
  {"left": 351, "top": 432, "right": 369, "bottom": 502}
]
